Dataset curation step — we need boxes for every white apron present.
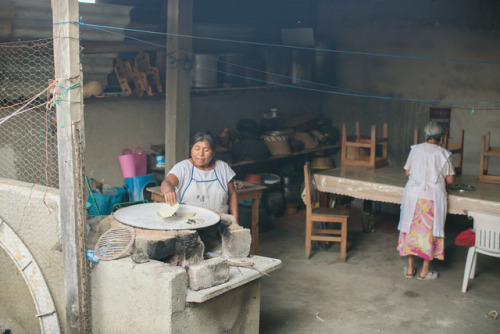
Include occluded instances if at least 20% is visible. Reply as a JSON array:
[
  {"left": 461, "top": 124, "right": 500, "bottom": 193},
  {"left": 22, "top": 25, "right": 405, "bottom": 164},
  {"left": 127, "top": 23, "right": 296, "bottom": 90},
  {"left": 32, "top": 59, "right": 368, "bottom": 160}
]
[
  {"left": 180, "top": 162, "right": 229, "bottom": 213},
  {"left": 398, "top": 144, "right": 451, "bottom": 237}
]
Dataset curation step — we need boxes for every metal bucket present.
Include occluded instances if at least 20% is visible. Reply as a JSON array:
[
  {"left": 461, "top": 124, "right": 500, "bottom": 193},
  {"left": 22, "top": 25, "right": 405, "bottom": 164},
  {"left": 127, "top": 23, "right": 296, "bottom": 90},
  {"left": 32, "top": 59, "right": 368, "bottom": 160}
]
[
  {"left": 192, "top": 54, "right": 218, "bottom": 88},
  {"left": 219, "top": 53, "right": 246, "bottom": 87}
]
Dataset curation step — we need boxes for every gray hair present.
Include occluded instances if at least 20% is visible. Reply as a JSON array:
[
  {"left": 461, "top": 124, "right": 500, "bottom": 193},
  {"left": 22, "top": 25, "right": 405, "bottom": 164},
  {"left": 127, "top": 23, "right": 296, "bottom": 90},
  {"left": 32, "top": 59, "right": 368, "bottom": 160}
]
[
  {"left": 190, "top": 130, "right": 217, "bottom": 151},
  {"left": 424, "top": 121, "right": 443, "bottom": 141}
]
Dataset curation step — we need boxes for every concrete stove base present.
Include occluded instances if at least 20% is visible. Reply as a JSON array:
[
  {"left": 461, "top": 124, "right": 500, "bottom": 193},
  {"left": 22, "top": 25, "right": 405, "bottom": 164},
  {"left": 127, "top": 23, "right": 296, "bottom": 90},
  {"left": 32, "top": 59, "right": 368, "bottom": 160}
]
[{"left": 91, "top": 256, "right": 281, "bottom": 333}]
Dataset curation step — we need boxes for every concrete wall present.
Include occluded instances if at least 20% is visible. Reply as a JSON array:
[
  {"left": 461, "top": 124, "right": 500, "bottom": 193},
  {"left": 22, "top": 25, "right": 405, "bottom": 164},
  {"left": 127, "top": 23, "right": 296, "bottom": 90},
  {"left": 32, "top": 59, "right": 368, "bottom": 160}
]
[
  {"left": 83, "top": 0, "right": 500, "bottom": 185},
  {"left": 84, "top": 97, "right": 166, "bottom": 187},
  {"left": 0, "top": 178, "right": 65, "bottom": 333},
  {"left": 84, "top": 90, "right": 320, "bottom": 186},
  {"left": 91, "top": 258, "right": 261, "bottom": 334},
  {"left": 316, "top": 0, "right": 500, "bottom": 175}
]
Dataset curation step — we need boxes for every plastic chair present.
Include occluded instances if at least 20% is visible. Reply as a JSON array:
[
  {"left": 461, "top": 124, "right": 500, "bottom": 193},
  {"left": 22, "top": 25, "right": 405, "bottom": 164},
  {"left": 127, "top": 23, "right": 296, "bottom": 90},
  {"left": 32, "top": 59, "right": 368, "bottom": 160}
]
[
  {"left": 462, "top": 210, "right": 500, "bottom": 292},
  {"left": 304, "top": 161, "right": 350, "bottom": 261}
]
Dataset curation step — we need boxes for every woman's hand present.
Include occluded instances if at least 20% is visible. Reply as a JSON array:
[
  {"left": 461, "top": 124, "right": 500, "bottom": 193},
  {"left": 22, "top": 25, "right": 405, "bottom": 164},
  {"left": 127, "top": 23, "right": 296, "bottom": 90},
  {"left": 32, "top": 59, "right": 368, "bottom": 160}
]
[
  {"left": 161, "top": 174, "right": 179, "bottom": 206},
  {"left": 227, "top": 181, "right": 239, "bottom": 224},
  {"left": 164, "top": 190, "right": 177, "bottom": 206}
]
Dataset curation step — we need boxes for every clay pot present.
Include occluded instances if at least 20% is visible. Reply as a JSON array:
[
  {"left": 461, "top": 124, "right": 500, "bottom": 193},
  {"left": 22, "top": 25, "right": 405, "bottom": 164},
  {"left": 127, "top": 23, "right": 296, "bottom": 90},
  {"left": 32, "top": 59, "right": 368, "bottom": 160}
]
[{"left": 245, "top": 174, "right": 262, "bottom": 184}]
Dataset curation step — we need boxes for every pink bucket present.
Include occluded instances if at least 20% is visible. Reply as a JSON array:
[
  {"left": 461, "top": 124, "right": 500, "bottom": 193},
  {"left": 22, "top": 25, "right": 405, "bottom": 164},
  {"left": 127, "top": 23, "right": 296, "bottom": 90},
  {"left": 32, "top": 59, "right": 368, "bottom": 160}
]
[
  {"left": 134, "top": 147, "right": 147, "bottom": 177},
  {"left": 119, "top": 148, "right": 136, "bottom": 178}
]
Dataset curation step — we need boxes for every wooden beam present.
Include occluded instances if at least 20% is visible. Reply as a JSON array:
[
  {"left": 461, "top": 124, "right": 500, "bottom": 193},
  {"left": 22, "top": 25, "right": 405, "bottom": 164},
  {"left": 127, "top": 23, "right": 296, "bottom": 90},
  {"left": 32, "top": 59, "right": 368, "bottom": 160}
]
[
  {"left": 52, "top": 1, "right": 90, "bottom": 333},
  {"left": 165, "top": 0, "right": 193, "bottom": 172}
]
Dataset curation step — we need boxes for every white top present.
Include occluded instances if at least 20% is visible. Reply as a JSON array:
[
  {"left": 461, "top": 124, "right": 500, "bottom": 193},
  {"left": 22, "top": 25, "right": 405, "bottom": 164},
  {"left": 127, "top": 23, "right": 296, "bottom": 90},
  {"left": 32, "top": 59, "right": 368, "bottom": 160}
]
[
  {"left": 398, "top": 143, "right": 455, "bottom": 237},
  {"left": 168, "top": 159, "right": 236, "bottom": 213},
  {"left": 404, "top": 143, "right": 455, "bottom": 200}
]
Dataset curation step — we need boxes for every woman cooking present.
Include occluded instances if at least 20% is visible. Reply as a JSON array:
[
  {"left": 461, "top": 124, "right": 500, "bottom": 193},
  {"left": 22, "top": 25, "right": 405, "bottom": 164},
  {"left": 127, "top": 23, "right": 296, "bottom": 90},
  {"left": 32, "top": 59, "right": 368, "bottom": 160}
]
[
  {"left": 397, "top": 121, "right": 455, "bottom": 280},
  {"left": 161, "top": 131, "right": 238, "bottom": 221}
]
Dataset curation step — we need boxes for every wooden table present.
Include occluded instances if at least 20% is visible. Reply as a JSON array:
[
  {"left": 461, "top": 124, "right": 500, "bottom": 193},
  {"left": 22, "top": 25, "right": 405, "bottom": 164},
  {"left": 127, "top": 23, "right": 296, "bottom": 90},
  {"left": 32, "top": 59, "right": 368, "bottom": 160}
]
[
  {"left": 314, "top": 165, "right": 500, "bottom": 215},
  {"left": 146, "top": 180, "right": 267, "bottom": 254}
]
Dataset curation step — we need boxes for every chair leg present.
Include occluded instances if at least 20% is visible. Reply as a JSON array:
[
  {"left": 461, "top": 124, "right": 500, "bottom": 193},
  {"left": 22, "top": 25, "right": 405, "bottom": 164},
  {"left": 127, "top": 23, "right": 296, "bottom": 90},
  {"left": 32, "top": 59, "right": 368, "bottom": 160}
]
[
  {"left": 340, "top": 220, "right": 347, "bottom": 262},
  {"left": 462, "top": 247, "right": 476, "bottom": 293},
  {"left": 470, "top": 251, "right": 477, "bottom": 279},
  {"left": 305, "top": 218, "right": 312, "bottom": 259}
]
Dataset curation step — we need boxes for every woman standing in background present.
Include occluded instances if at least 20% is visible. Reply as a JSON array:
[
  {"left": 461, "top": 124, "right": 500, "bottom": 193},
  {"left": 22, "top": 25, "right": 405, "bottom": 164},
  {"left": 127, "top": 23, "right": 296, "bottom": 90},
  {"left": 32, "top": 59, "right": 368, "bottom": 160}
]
[{"left": 398, "top": 121, "right": 455, "bottom": 280}]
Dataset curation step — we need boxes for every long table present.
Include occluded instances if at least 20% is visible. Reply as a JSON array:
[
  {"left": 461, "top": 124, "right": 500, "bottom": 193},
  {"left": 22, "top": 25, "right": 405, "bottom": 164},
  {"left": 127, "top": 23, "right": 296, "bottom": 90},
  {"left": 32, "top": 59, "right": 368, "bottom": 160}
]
[{"left": 314, "top": 165, "right": 500, "bottom": 215}]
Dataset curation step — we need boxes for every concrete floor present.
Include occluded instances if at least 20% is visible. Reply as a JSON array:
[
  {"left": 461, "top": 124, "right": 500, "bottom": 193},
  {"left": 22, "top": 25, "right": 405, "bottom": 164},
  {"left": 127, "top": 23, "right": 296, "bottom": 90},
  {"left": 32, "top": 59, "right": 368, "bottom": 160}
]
[{"left": 258, "top": 201, "right": 500, "bottom": 334}]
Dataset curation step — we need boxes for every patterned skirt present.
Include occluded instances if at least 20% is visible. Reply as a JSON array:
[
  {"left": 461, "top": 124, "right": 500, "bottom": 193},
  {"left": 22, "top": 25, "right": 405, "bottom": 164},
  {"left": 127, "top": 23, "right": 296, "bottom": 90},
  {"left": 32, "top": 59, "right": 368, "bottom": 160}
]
[{"left": 397, "top": 198, "right": 444, "bottom": 261}]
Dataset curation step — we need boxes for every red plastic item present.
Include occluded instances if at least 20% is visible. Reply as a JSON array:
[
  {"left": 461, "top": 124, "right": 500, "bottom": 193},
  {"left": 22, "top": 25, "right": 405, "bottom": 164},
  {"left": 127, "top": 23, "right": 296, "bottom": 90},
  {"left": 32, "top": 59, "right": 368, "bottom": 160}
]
[{"left": 455, "top": 227, "right": 475, "bottom": 247}]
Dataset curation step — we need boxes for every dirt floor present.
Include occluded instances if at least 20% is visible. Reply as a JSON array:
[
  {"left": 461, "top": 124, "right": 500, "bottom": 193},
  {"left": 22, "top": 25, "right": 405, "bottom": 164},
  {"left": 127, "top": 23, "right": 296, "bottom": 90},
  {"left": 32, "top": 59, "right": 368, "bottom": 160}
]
[{"left": 258, "top": 201, "right": 500, "bottom": 334}]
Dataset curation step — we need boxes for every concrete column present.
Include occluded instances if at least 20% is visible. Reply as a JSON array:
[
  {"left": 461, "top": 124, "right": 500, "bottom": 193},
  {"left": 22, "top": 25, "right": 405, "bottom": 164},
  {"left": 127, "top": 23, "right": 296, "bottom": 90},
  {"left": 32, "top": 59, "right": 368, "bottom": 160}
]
[{"left": 165, "top": 0, "right": 193, "bottom": 172}]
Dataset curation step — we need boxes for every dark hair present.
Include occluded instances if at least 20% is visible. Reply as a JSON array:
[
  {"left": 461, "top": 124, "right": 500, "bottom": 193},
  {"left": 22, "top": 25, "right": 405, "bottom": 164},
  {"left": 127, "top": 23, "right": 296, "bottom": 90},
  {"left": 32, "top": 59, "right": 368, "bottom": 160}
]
[{"left": 190, "top": 131, "right": 217, "bottom": 151}]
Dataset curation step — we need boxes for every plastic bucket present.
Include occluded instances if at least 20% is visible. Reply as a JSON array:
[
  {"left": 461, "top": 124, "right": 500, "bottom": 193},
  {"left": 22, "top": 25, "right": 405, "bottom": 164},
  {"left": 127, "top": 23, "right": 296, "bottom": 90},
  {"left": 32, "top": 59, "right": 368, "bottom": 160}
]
[
  {"left": 134, "top": 147, "right": 147, "bottom": 176},
  {"left": 119, "top": 148, "right": 136, "bottom": 178}
]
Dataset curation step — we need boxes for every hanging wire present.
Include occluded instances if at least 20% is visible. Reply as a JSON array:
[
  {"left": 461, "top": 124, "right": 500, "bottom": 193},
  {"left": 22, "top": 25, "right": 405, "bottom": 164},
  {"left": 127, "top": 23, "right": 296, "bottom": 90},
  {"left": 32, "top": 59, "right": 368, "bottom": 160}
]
[{"left": 53, "top": 19, "right": 500, "bottom": 110}]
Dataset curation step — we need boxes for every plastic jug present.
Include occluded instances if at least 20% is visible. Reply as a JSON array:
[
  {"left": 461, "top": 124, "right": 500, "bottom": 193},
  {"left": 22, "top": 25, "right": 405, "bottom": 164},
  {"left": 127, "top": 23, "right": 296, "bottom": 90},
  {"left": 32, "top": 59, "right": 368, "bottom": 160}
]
[
  {"left": 119, "top": 148, "right": 136, "bottom": 178},
  {"left": 134, "top": 147, "right": 147, "bottom": 176}
]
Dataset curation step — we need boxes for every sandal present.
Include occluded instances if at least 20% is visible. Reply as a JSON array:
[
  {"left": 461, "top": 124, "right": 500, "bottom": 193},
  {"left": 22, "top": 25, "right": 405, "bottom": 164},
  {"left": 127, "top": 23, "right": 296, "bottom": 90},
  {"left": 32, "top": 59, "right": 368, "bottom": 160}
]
[
  {"left": 417, "top": 270, "right": 439, "bottom": 280},
  {"left": 404, "top": 265, "right": 416, "bottom": 278}
]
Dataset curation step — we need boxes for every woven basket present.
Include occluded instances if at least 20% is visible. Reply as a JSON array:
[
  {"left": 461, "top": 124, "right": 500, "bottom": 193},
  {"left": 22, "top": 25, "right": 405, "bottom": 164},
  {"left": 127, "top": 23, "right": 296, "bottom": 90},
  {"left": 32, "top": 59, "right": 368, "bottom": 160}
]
[{"left": 264, "top": 140, "right": 291, "bottom": 155}]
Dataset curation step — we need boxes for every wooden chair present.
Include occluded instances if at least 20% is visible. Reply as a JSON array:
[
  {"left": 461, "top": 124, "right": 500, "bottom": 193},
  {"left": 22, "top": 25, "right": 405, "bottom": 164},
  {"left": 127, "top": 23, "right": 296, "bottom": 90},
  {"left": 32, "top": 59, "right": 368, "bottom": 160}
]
[
  {"left": 341, "top": 121, "right": 388, "bottom": 168},
  {"left": 479, "top": 132, "right": 500, "bottom": 184},
  {"left": 462, "top": 210, "right": 500, "bottom": 292},
  {"left": 304, "top": 161, "right": 350, "bottom": 261},
  {"left": 414, "top": 128, "right": 464, "bottom": 175},
  {"left": 134, "top": 51, "right": 163, "bottom": 94}
]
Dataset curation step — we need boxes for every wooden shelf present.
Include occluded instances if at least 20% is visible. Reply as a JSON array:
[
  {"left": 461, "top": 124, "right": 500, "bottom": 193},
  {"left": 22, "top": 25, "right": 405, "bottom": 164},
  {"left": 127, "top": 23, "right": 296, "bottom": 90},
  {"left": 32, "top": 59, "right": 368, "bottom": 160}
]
[
  {"left": 191, "top": 84, "right": 286, "bottom": 95},
  {"left": 229, "top": 144, "right": 340, "bottom": 168}
]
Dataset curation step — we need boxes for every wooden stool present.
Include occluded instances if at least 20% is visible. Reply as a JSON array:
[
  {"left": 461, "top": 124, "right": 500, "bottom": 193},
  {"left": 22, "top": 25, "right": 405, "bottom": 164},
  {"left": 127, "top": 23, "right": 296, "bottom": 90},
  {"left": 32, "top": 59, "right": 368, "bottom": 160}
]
[
  {"left": 341, "top": 121, "right": 388, "bottom": 168},
  {"left": 114, "top": 58, "right": 153, "bottom": 96},
  {"left": 134, "top": 51, "right": 163, "bottom": 94},
  {"left": 479, "top": 132, "right": 500, "bottom": 184},
  {"left": 414, "top": 128, "right": 464, "bottom": 175}
]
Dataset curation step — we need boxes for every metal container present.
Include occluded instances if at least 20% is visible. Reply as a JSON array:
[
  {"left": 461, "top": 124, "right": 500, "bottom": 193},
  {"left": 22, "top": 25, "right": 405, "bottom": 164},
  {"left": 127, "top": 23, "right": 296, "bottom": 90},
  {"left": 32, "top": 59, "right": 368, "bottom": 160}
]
[
  {"left": 192, "top": 54, "right": 218, "bottom": 88},
  {"left": 219, "top": 53, "right": 246, "bottom": 87}
]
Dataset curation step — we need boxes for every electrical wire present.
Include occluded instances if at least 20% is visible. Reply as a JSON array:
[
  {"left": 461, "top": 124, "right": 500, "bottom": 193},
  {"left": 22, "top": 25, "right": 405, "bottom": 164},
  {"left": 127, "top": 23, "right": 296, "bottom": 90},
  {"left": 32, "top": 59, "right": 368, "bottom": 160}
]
[{"left": 53, "top": 19, "right": 500, "bottom": 110}]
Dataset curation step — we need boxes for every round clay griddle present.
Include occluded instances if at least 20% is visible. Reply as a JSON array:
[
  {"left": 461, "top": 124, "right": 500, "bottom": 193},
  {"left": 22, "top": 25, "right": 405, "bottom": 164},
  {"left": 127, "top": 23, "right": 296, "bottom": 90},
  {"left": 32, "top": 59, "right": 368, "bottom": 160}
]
[{"left": 113, "top": 203, "right": 220, "bottom": 230}]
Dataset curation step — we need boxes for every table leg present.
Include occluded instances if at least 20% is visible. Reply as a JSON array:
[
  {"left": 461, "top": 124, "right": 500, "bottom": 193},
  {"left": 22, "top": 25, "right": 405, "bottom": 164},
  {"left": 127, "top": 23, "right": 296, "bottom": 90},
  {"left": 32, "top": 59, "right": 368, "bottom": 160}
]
[
  {"left": 362, "top": 200, "right": 375, "bottom": 232},
  {"left": 251, "top": 198, "right": 259, "bottom": 254}
]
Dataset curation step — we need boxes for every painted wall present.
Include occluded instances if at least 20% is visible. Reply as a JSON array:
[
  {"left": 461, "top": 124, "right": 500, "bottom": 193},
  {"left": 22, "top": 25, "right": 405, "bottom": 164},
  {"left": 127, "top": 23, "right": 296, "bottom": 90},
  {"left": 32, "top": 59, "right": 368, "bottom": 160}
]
[
  {"left": 83, "top": 0, "right": 500, "bottom": 186},
  {"left": 84, "top": 90, "right": 320, "bottom": 186},
  {"left": 0, "top": 178, "right": 65, "bottom": 333},
  {"left": 316, "top": 0, "right": 500, "bottom": 174}
]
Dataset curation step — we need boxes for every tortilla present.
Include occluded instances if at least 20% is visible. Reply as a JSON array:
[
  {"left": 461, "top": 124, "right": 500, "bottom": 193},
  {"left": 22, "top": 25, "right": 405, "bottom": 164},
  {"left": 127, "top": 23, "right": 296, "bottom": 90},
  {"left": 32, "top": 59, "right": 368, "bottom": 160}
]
[
  {"left": 178, "top": 212, "right": 196, "bottom": 219},
  {"left": 157, "top": 202, "right": 180, "bottom": 218}
]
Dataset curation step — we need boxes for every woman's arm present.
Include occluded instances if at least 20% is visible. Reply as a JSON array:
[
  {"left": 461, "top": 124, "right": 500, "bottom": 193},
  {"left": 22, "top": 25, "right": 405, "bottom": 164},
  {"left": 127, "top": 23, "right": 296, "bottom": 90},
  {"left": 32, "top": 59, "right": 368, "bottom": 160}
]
[
  {"left": 446, "top": 175, "right": 455, "bottom": 184},
  {"left": 227, "top": 180, "right": 239, "bottom": 223},
  {"left": 161, "top": 174, "right": 179, "bottom": 205}
]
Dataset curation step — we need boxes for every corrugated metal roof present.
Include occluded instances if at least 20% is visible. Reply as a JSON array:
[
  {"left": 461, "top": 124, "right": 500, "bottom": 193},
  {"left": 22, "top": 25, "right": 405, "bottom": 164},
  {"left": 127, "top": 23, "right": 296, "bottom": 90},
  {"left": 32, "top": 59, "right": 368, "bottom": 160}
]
[{"left": 1, "top": 0, "right": 133, "bottom": 87}]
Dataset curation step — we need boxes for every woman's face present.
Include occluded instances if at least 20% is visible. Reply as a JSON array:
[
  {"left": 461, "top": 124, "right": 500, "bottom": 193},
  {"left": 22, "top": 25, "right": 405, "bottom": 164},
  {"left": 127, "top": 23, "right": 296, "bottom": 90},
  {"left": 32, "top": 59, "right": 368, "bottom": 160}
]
[{"left": 191, "top": 140, "right": 215, "bottom": 168}]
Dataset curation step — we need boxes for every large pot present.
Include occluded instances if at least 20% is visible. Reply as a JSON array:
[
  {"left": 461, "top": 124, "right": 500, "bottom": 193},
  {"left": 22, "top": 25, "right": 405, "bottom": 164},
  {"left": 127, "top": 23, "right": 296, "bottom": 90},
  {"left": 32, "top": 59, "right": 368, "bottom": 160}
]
[{"left": 192, "top": 54, "right": 218, "bottom": 88}]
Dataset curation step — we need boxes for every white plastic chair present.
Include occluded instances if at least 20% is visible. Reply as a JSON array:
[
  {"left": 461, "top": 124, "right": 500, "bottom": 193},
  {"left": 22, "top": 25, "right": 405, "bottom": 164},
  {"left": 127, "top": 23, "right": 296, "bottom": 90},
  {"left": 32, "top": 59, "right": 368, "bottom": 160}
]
[{"left": 462, "top": 210, "right": 500, "bottom": 292}]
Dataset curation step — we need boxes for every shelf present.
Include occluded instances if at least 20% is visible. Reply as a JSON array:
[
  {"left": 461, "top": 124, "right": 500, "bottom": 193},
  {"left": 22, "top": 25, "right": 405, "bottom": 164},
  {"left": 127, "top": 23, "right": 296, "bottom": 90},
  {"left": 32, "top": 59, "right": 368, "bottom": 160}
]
[
  {"left": 191, "top": 84, "right": 288, "bottom": 95},
  {"left": 229, "top": 144, "right": 340, "bottom": 167}
]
